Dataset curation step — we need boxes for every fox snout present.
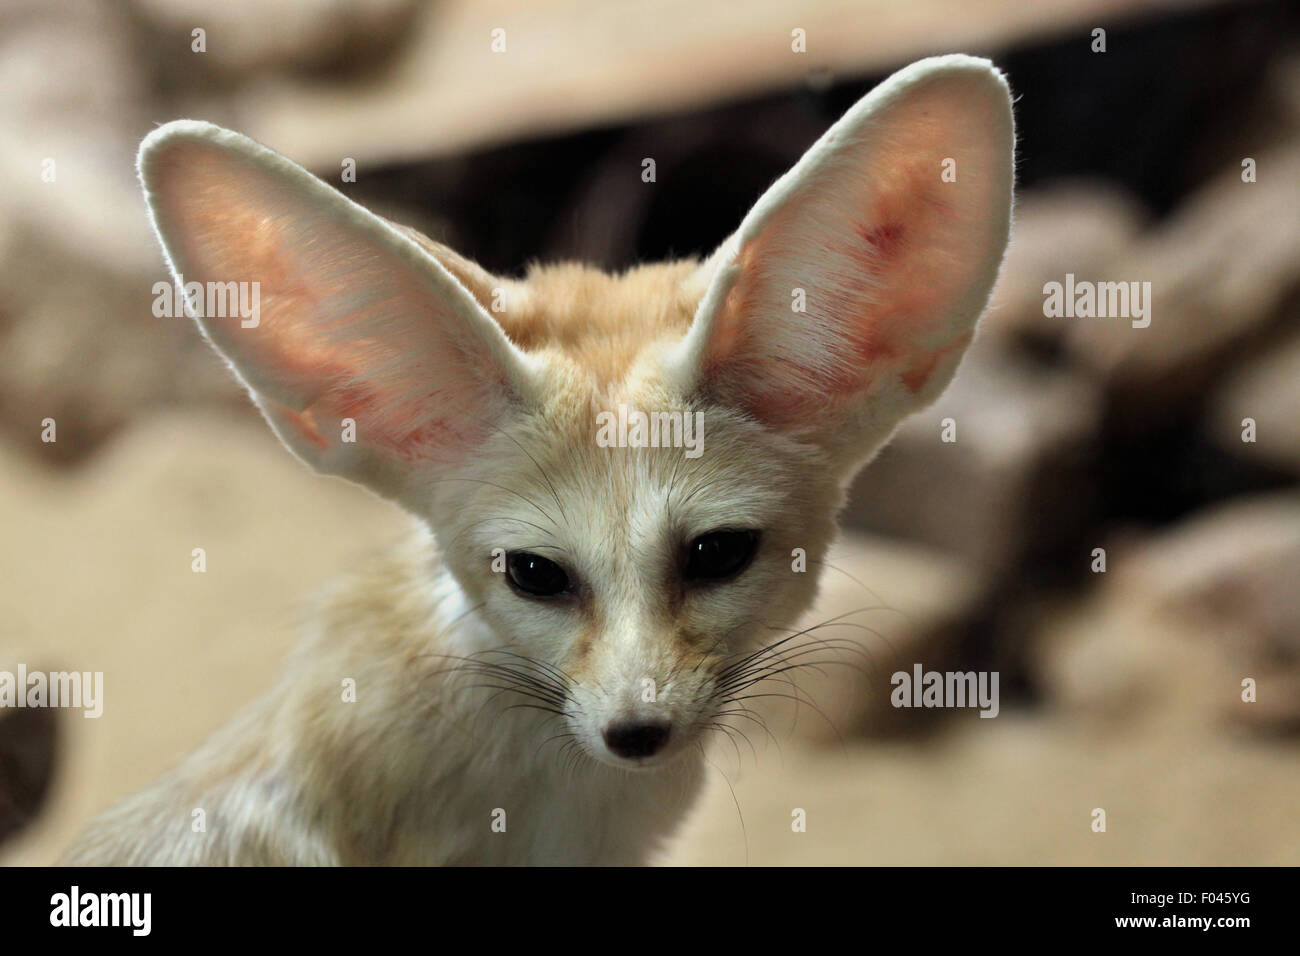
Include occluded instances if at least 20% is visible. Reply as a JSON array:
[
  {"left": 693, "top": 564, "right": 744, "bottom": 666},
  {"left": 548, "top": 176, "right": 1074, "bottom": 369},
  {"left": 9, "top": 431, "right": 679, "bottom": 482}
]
[
  {"left": 602, "top": 721, "right": 672, "bottom": 760},
  {"left": 563, "top": 625, "right": 721, "bottom": 769}
]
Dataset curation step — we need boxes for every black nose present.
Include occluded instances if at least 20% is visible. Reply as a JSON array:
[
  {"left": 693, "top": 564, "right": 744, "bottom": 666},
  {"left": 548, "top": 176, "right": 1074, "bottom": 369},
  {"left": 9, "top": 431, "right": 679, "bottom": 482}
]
[{"left": 602, "top": 721, "right": 671, "bottom": 759}]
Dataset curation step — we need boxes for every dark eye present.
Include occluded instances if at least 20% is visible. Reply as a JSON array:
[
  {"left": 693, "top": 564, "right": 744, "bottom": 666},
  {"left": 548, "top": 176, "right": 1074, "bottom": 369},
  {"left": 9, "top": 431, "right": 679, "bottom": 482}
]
[
  {"left": 684, "top": 530, "right": 760, "bottom": 582},
  {"left": 505, "top": 551, "right": 572, "bottom": 598}
]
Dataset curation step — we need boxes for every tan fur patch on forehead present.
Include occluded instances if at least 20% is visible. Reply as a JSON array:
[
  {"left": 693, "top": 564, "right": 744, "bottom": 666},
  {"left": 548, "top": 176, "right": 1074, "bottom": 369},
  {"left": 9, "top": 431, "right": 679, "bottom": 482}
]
[
  {"left": 501, "top": 261, "right": 704, "bottom": 385},
  {"left": 396, "top": 219, "right": 707, "bottom": 388}
]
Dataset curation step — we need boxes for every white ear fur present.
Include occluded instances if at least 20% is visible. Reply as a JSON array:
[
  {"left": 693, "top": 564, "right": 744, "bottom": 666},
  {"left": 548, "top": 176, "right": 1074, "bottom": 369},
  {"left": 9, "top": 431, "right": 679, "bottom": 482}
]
[
  {"left": 665, "top": 54, "right": 1015, "bottom": 472},
  {"left": 137, "top": 120, "right": 541, "bottom": 505}
]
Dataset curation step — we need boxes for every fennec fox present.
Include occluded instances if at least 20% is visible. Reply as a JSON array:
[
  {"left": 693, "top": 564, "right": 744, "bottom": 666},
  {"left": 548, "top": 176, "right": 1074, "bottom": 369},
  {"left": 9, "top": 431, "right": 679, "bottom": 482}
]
[{"left": 64, "top": 55, "right": 1014, "bottom": 865}]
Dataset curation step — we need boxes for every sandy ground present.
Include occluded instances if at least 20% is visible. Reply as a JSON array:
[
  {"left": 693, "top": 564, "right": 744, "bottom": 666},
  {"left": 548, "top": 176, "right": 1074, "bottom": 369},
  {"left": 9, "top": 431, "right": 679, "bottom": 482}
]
[
  {"left": 3, "top": 411, "right": 1297, "bottom": 866},
  {"left": 664, "top": 716, "right": 1300, "bottom": 865}
]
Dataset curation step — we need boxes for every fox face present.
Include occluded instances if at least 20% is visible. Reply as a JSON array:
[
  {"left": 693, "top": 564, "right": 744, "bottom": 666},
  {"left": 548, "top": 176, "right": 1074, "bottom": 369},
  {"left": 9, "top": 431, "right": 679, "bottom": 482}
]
[
  {"left": 432, "top": 378, "right": 841, "bottom": 767},
  {"left": 138, "top": 56, "right": 1014, "bottom": 771}
]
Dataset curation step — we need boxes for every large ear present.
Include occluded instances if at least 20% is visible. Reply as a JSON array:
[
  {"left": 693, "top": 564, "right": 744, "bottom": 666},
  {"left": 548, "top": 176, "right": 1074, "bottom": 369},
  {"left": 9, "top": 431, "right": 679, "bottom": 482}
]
[
  {"left": 137, "top": 120, "right": 539, "bottom": 506},
  {"left": 666, "top": 55, "right": 1014, "bottom": 471}
]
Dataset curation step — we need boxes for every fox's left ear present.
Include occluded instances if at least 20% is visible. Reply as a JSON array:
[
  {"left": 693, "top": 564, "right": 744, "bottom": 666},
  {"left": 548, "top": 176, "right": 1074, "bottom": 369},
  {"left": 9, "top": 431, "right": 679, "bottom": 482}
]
[
  {"left": 667, "top": 55, "right": 1015, "bottom": 471},
  {"left": 136, "top": 120, "right": 540, "bottom": 510}
]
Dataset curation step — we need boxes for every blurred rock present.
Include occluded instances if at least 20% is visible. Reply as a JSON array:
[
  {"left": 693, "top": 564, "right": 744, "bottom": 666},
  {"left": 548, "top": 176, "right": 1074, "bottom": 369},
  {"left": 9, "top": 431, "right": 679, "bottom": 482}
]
[
  {"left": 131, "top": 0, "right": 419, "bottom": 77},
  {"left": 1042, "top": 493, "right": 1300, "bottom": 734},
  {"left": 1066, "top": 142, "right": 1300, "bottom": 410},
  {"left": 0, "top": 1, "right": 213, "bottom": 463},
  {"left": 1125, "top": 493, "right": 1300, "bottom": 668},
  {"left": 842, "top": 337, "right": 1099, "bottom": 583},
  {"left": 986, "top": 181, "right": 1147, "bottom": 346},
  {"left": 0, "top": 235, "right": 242, "bottom": 463},
  {"left": 0, "top": 691, "right": 59, "bottom": 851},
  {"left": 1268, "top": 53, "right": 1300, "bottom": 129},
  {"left": 1207, "top": 322, "right": 1300, "bottom": 476},
  {"left": 1036, "top": 579, "right": 1232, "bottom": 729},
  {"left": 0, "top": 0, "right": 155, "bottom": 276},
  {"left": 0, "top": 632, "right": 60, "bottom": 852},
  {"left": 0, "top": 1, "right": 145, "bottom": 126},
  {"left": 0, "top": 1, "right": 253, "bottom": 461},
  {"left": 752, "top": 533, "right": 984, "bottom": 744}
]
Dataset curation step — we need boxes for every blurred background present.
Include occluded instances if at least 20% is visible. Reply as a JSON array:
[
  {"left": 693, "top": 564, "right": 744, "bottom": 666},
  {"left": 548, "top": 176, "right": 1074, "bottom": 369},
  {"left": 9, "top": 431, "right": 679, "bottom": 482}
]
[{"left": 1, "top": 0, "right": 1298, "bottom": 865}]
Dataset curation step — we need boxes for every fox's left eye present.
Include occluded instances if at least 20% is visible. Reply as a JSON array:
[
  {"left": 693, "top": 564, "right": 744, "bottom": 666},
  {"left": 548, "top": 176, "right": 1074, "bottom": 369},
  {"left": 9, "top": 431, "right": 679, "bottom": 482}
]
[
  {"left": 684, "top": 530, "right": 761, "bottom": 582},
  {"left": 505, "top": 551, "right": 572, "bottom": 598}
]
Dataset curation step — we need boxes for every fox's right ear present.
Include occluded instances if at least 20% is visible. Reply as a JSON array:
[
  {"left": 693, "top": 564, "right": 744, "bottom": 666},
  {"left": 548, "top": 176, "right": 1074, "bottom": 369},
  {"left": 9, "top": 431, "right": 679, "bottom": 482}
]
[
  {"left": 138, "top": 120, "right": 539, "bottom": 506},
  {"left": 666, "top": 55, "right": 1015, "bottom": 474}
]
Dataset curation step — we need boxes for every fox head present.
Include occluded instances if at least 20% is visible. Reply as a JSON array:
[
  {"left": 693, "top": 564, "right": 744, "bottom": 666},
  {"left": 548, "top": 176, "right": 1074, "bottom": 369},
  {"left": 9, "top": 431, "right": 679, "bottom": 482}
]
[{"left": 138, "top": 55, "right": 1014, "bottom": 770}]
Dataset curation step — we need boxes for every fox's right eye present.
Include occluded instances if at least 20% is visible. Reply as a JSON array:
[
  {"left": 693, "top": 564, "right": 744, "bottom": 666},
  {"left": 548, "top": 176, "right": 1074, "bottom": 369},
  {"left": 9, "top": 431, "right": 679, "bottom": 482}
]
[{"left": 505, "top": 551, "right": 572, "bottom": 598}]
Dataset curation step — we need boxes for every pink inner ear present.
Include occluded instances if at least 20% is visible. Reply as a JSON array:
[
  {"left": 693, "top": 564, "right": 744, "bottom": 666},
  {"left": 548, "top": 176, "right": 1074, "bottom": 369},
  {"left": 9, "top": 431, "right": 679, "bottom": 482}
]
[
  {"left": 150, "top": 139, "right": 502, "bottom": 465},
  {"left": 713, "top": 160, "right": 971, "bottom": 424},
  {"left": 275, "top": 385, "right": 482, "bottom": 462},
  {"left": 268, "top": 350, "right": 486, "bottom": 463},
  {"left": 701, "top": 77, "right": 1007, "bottom": 428}
]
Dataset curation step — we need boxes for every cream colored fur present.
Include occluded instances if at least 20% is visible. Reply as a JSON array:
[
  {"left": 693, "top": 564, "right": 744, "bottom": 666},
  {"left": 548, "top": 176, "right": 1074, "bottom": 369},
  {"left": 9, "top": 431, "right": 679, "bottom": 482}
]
[{"left": 62, "top": 55, "right": 1015, "bottom": 865}]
